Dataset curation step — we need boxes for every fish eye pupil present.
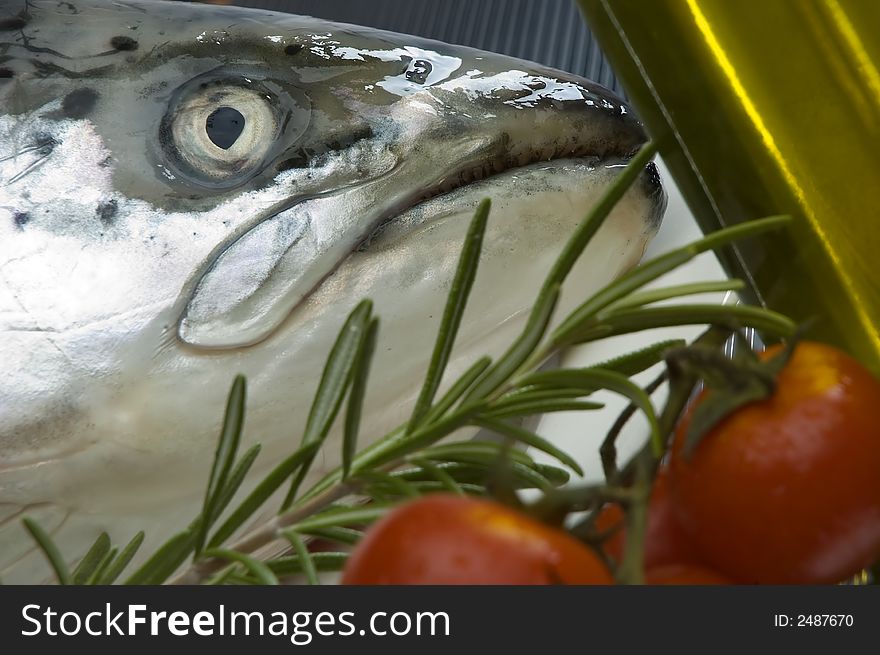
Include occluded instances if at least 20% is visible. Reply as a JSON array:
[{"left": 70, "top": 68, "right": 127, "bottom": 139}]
[{"left": 205, "top": 106, "right": 245, "bottom": 150}]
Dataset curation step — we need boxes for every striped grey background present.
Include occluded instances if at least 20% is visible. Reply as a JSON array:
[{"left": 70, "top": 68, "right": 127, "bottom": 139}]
[{"left": 230, "top": 0, "right": 623, "bottom": 94}]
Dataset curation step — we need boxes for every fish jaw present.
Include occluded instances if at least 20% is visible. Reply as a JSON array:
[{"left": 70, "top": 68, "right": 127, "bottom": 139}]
[{"left": 0, "top": 0, "right": 664, "bottom": 582}]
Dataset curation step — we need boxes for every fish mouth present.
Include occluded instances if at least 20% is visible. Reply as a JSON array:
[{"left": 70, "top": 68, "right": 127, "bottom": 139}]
[
  {"left": 369, "top": 143, "right": 665, "bottom": 247},
  {"left": 420, "top": 146, "right": 623, "bottom": 201},
  {"left": 425, "top": 150, "right": 661, "bottom": 205}
]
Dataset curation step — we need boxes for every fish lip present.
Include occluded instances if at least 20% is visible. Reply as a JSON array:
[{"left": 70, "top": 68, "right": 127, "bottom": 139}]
[{"left": 358, "top": 143, "right": 660, "bottom": 250}]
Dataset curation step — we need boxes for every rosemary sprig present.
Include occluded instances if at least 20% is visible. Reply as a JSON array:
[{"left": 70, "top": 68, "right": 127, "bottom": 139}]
[
  {"left": 195, "top": 375, "right": 246, "bottom": 556},
  {"left": 20, "top": 141, "right": 797, "bottom": 585}
]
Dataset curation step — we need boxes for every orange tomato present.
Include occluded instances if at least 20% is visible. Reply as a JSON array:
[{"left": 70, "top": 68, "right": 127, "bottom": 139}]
[
  {"left": 342, "top": 494, "right": 613, "bottom": 585},
  {"left": 669, "top": 341, "right": 880, "bottom": 583}
]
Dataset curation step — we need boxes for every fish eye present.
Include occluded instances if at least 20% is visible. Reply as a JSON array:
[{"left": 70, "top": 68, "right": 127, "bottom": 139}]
[{"left": 160, "top": 72, "right": 310, "bottom": 189}]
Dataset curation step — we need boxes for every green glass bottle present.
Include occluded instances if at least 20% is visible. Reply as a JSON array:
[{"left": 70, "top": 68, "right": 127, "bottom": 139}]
[{"left": 579, "top": 0, "right": 880, "bottom": 372}]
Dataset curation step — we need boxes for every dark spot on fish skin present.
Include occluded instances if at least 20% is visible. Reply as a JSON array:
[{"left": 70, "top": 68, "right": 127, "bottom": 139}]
[
  {"left": 60, "top": 88, "right": 98, "bottom": 119},
  {"left": 96, "top": 199, "right": 118, "bottom": 225},
  {"left": 0, "top": 68, "right": 13, "bottom": 79},
  {"left": 406, "top": 59, "right": 432, "bottom": 85},
  {"left": 13, "top": 211, "right": 29, "bottom": 229},
  {"left": 284, "top": 44, "right": 303, "bottom": 56},
  {"left": 110, "top": 36, "right": 139, "bottom": 52},
  {"left": 99, "top": 155, "right": 113, "bottom": 168}
]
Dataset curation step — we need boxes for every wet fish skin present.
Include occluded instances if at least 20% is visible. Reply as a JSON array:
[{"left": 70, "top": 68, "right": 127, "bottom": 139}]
[{"left": 0, "top": 0, "right": 664, "bottom": 581}]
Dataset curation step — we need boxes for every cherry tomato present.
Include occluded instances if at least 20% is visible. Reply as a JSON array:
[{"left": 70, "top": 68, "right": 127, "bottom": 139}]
[
  {"left": 594, "top": 466, "right": 699, "bottom": 569},
  {"left": 669, "top": 341, "right": 880, "bottom": 584},
  {"left": 646, "top": 563, "right": 733, "bottom": 585},
  {"left": 342, "top": 494, "right": 613, "bottom": 585}
]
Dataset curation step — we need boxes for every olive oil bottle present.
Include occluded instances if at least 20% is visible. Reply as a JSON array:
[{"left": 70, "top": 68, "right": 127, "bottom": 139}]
[{"left": 579, "top": 0, "right": 880, "bottom": 372}]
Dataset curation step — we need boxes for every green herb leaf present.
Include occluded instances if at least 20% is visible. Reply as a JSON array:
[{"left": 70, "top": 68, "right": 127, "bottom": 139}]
[
  {"left": 474, "top": 416, "right": 584, "bottom": 475},
  {"left": 498, "top": 387, "right": 593, "bottom": 403},
  {"left": 483, "top": 398, "right": 604, "bottom": 419},
  {"left": 343, "top": 317, "right": 379, "bottom": 479},
  {"left": 280, "top": 530, "right": 320, "bottom": 585},
  {"left": 284, "top": 300, "right": 374, "bottom": 508},
  {"left": 22, "top": 517, "right": 71, "bottom": 585},
  {"left": 418, "top": 440, "right": 534, "bottom": 466},
  {"left": 300, "top": 526, "right": 363, "bottom": 546},
  {"left": 196, "top": 375, "right": 246, "bottom": 557},
  {"left": 607, "top": 279, "right": 745, "bottom": 312},
  {"left": 292, "top": 505, "right": 391, "bottom": 533},
  {"left": 124, "top": 530, "right": 195, "bottom": 585},
  {"left": 72, "top": 532, "right": 111, "bottom": 585},
  {"left": 559, "top": 303, "right": 796, "bottom": 345},
  {"left": 409, "top": 458, "right": 466, "bottom": 495},
  {"left": 534, "top": 464, "right": 571, "bottom": 487},
  {"left": 98, "top": 531, "right": 145, "bottom": 585},
  {"left": 590, "top": 338, "right": 687, "bottom": 378},
  {"left": 408, "top": 198, "right": 492, "bottom": 430},
  {"left": 209, "top": 443, "right": 318, "bottom": 548},
  {"left": 213, "top": 444, "right": 262, "bottom": 519},
  {"left": 85, "top": 547, "right": 117, "bottom": 585}
]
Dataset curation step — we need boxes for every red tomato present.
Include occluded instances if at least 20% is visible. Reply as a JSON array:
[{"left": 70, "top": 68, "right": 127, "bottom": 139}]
[
  {"left": 342, "top": 494, "right": 613, "bottom": 585},
  {"left": 669, "top": 341, "right": 880, "bottom": 584},
  {"left": 594, "top": 466, "right": 699, "bottom": 569},
  {"left": 646, "top": 564, "right": 733, "bottom": 585}
]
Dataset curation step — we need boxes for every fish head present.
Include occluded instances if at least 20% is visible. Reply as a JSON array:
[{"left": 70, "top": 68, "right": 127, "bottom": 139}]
[{"left": 0, "top": 0, "right": 665, "bottom": 581}]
